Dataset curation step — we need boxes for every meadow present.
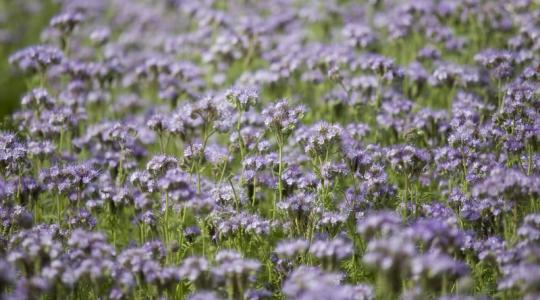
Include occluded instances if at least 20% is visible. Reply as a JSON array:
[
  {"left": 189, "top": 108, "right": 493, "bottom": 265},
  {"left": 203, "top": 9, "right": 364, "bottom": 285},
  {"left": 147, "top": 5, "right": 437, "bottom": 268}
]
[{"left": 1, "top": 0, "right": 539, "bottom": 299}]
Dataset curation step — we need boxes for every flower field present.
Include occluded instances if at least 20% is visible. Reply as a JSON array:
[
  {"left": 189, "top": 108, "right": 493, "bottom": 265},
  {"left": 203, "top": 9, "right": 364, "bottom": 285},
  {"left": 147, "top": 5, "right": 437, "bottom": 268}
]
[{"left": 1, "top": 0, "right": 540, "bottom": 299}]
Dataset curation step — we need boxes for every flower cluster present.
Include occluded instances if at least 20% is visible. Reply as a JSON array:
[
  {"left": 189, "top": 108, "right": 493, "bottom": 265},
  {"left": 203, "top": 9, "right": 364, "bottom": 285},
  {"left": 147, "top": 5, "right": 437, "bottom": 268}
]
[{"left": 0, "top": 0, "right": 539, "bottom": 299}]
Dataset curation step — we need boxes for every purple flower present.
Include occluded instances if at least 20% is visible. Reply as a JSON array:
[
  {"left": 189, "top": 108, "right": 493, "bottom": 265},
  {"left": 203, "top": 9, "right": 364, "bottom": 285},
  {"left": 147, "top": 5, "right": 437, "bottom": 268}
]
[
  {"left": 158, "top": 168, "right": 195, "bottom": 203},
  {"left": 357, "top": 211, "right": 402, "bottom": 241},
  {"left": 21, "top": 88, "right": 55, "bottom": 110},
  {"left": 226, "top": 87, "right": 259, "bottom": 111},
  {"left": 179, "top": 256, "right": 210, "bottom": 288},
  {"left": 146, "top": 155, "right": 178, "bottom": 177},
  {"left": 9, "top": 45, "right": 64, "bottom": 73},
  {"left": 212, "top": 250, "right": 260, "bottom": 298},
  {"left": 386, "top": 144, "right": 430, "bottom": 178},
  {"left": 309, "top": 237, "right": 353, "bottom": 270},
  {"left": 275, "top": 239, "right": 309, "bottom": 259},
  {"left": 278, "top": 192, "right": 316, "bottom": 225},
  {"left": 518, "top": 214, "right": 540, "bottom": 244},
  {"left": 262, "top": 100, "right": 306, "bottom": 139},
  {"left": 363, "top": 233, "right": 416, "bottom": 292},
  {"left": 49, "top": 11, "right": 85, "bottom": 35},
  {"left": 282, "top": 266, "right": 342, "bottom": 298},
  {"left": 295, "top": 121, "right": 342, "bottom": 158},
  {"left": 472, "top": 167, "right": 540, "bottom": 201},
  {"left": 411, "top": 251, "right": 469, "bottom": 290},
  {"left": 342, "top": 23, "right": 377, "bottom": 48},
  {"left": 407, "top": 218, "right": 465, "bottom": 254},
  {"left": 89, "top": 27, "right": 111, "bottom": 46}
]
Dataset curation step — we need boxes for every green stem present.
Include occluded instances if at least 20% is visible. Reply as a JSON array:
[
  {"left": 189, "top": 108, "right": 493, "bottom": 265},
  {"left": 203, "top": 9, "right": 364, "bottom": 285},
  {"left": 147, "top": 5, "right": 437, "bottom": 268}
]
[
  {"left": 218, "top": 162, "right": 228, "bottom": 184},
  {"left": 228, "top": 176, "right": 240, "bottom": 210},
  {"left": 237, "top": 111, "right": 246, "bottom": 161},
  {"left": 527, "top": 143, "right": 533, "bottom": 176},
  {"left": 165, "top": 192, "right": 170, "bottom": 244},
  {"left": 402, "top": 176, "right": 409, "bottom": 219},
  {"left": 197, "top": 165, "right": 201, "bottom": 194},
  {"left": 56, "top": 194, "right": 62, "bottom": 224},
  {"left": 252, "top": 176, "right": 257, "bottom": 208},
  {"left": 276, "top": 142, "right": 284, "bottom": 218},
  {"left": 159, "top": 132, "right": 165, "bottom": 154}
]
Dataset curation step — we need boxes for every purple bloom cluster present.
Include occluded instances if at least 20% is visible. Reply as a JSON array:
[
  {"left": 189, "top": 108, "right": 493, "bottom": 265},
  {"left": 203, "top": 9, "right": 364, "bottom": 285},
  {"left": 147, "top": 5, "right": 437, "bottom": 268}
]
[{"left": 1, "top": 0, "right": 539, "bottom": 299}]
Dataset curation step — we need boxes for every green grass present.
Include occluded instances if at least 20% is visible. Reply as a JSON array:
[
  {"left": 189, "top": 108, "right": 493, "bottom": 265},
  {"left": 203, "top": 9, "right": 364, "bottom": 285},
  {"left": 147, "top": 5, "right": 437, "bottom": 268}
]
[{"left": 0, "top": 0, "right": 58, "bottom": 118}]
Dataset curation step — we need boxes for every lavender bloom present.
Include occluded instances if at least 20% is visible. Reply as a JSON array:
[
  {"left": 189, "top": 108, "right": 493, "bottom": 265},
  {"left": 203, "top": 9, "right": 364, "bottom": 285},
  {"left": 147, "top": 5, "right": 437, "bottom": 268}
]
[
  {"left": 499, "top": 263, "right": 540, "bottom": 297},
  {"left": 411, "top": 251, "right": 469, "bottom": 288},
  {"left": 417, "top": 45, "right": 441, "bottom": 61},
  {"left": 242, "top": 154, "right": 277, "bottom": 181},
  {"left": 275, "top": 239, "right": 309, "bottom": 259},
  {"left": 405, "top": 61, "right": 429, "bottom": 89},
  {"left": 21, "top": 88, "right": 55, "bottom": 110},
  {"left": 309, "top": 237, "right": 353, "bottom": 270},
  {"left": 262, "top": 100, "right": 306, "bottom": 139},
  {"left": 317, "top": 211, "right": 347, "bottom": 235},
  {"left": 27, "top": 140, "right": 56, "bottom": 160},
  {"left": 0, "top": 204, "right": 33, "bottom": 230},
  {"left": 39, "top": 162, "right": 100, "bottom": 201},
  {"left": 474, "top": 49, "right": 513, "bottom": 69},
  {"left": 280, "top": 162, "right": 315, "bottom": 187},
  {"left": 376, "top": 99, "right": 412, "bottom": 134},
  {"left": 408, "top": 108, "right": 449, "bottom": 141},
  {"left": 158, "top": 168, "right": 195, "bottom": 202},
  {"left": 213, "top": 211, "right": 271, "bottom": 239},
  {"left": 386, "top": 144, "right": 430, "bottom": 178},
  {"left": 183, "top": 225, "right": 202, "bottom": 243},
  {"left": 134, "top": 210, "right": 157, "bottom": 227},
  {"left": 188, "top": 291, "right": 224, "bottom": 300},
  {"left": 360, "top": 164, "right": 395, "bottom": 204},
  {"left": 282, "top": 265, "right": 374, "bottom": 300},
  {"left": 49, "top": 11, "right": 84, "bottom": 35},
  {"left": 428, "top": 63, "right": 464, "bottom": 87},
  {"left": 343, "top": 123, "right": 370, "bottom": 141},
  {"left": 357, "top": 211, "right": 402, "bottom": 241},
  {"left": 212, "top": 250, "right": 260, "bottom": 299},
  {"left": 296, "top": 121, "right": 342, "bottom": 158},
  {"left": 356, "top": 54, "right": 401, "bottom": 80},
  {"left": 518, "top": 214, "right": 540, "bottom": 244},
  {"left": 420, "top": 202, "right": 456, "bottom": 224},
  {"left": 63, "top": 229, "right": 116, "bottom": 287},
  {"left": 146, "top": 155, "right": 178, "bottom": 177},
  {"left": 282, "top": 266, "right": 342, "bottom": 298},
  {"left": 89, "top": 27, "right": 111, "bottom": 46},
  {"left": 226, "top": 87, "right": 259, "bottom": 111},
  {"left": 179, "top": 256, "right": 210, "bottom": 288},
  {"left": 204, "top": 143, "right": 231, "bottom": 166},
  {"left": 473, "top": 236, "right": 508, "bottom": 264},
  {"left": 147, "top": 113, "right": 168, "bottom": 133},
  {"left": 117, "top": 241, "right": 171, "bottom": 286},
  {"left": 67, "top": 209, "right": 97, "bottom": 229},
  {"left": 130, "top": 170, "right": 158, "bottom": 193},
  {"left": 0, "top": 132, "right": 30, "bottom": 176},
  {"left": 363, "top": 234, "right": 416, "bottom": 292},
  {"left": 9, "top": 45, "right": 64, "bottom": 73},
  {"left": 244, "top": 289, "right": 272, "bottom": 300},
  {"left": 407, "top": 218, "right": 465, "bottom": 254},
  {"left": 0, "top": 258, "right": 16, "bottom": 288},
  {"left": 342, "top": 23, "right": 377, "bottom": 49},
  {"left": 472, "top": 167, "right": 540, "bottom": 201},
  {"left": 8, "top": 225, "right": 63, "bottom": 272},
  {"left": 278, "top": 192, "right": 316, "bottom": 230},
  {"left": 211, "top": 183, "right": 246, "bottom": 207}
]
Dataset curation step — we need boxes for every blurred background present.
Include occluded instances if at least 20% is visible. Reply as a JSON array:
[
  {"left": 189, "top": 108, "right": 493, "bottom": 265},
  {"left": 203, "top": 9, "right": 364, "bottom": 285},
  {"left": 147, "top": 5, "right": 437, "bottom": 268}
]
[{"left": 0, "top": 0, "right": 58, "bottom": 119}]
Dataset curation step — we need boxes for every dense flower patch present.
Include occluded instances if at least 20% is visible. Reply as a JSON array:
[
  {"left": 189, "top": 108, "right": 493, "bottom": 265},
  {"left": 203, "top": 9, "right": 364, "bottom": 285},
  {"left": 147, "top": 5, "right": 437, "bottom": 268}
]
[{"left": 1, "top": 0, "right": 540, "bottom": 299}]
